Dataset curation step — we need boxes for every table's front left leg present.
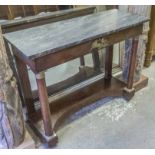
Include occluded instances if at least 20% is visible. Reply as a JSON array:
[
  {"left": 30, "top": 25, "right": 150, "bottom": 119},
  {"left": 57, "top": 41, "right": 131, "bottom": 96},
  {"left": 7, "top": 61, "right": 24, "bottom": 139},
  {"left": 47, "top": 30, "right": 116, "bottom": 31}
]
[
  {"left": 35, "top": 72, "right": 58, "bottom": 147},
  {"left": 123, "top": 37, "right": 139, "bottom": 100},
  {"left": 80, "top": 56, "right": 85, "bottom": 66}
]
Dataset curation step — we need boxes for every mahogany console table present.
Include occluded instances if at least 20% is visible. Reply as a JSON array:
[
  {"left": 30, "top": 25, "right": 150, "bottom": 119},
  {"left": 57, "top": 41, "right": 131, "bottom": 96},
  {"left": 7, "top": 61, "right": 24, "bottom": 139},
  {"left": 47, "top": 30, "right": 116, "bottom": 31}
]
[{"left": 4, "top": 9, "right": 149, "bottom": 147}]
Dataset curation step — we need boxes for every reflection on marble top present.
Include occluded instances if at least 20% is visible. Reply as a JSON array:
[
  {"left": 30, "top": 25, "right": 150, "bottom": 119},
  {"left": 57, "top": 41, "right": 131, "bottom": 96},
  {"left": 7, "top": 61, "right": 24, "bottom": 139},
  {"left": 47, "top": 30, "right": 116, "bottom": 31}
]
[{"left": 4, "top": 9, "right": 149, "bottom": 59}]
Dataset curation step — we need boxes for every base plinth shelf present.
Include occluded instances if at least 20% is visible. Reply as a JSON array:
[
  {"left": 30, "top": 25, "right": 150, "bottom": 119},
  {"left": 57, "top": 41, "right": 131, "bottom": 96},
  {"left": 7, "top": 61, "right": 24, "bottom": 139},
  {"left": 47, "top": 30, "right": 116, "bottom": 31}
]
[
  {"left": 27, "top": 74, "right": 148, "bottom": 148},
  {"left": 28, "top": 77, "right": 126, "bottom": 147}
]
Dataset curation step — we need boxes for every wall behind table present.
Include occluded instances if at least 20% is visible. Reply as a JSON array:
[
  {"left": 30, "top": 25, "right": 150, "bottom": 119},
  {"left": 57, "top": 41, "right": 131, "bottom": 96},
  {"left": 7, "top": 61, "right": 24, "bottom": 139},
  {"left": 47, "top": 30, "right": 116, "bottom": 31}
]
[{"left": 0, "top": 5, "right": 67, "bottom": 20}]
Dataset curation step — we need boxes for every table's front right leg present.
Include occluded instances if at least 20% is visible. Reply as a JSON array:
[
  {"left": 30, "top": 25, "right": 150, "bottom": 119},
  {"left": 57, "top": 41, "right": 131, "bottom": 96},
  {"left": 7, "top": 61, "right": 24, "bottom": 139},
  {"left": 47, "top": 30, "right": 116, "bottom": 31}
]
[{"left": 123, "top": 37, "right": 139, "bottom": 100}]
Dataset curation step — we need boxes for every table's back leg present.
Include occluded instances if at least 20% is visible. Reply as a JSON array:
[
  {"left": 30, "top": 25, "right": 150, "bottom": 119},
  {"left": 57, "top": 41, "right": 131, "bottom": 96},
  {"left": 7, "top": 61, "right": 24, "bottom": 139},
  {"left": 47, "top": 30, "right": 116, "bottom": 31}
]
[
  {"left": 123, "top": 37, "right": 139, "bottom": 100},
  {"left": 14, "top": 55, "right": 36, "bottom": 117},
  {"left": 80, "top": 56, "right": 85, "bottom": 66},
  {"left": 105, "top": 45, "right": 113, "bottom": 79},
  {"left": 92, "top": 48, "right": 101, "bottom": 72}
]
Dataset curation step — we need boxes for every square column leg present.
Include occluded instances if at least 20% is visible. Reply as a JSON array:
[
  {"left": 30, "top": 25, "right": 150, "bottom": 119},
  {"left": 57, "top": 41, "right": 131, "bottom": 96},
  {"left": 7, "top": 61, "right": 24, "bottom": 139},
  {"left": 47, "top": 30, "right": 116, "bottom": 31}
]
[{"left": 15, "top": 55, "right": 35, "bottom": 117}]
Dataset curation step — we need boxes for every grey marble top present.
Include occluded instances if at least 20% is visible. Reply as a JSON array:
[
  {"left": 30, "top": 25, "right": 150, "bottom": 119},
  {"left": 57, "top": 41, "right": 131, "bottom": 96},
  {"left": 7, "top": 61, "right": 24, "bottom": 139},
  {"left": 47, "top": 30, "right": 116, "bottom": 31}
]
[{"left": 4, "top": 9, "right": 149, "bottom": 59}]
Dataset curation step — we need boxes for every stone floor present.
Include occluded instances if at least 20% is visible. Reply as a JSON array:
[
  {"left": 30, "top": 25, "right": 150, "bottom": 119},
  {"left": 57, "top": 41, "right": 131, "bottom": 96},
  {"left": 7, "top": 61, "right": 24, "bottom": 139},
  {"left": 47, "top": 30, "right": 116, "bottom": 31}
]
[{"left": 51, "top": 60, "right": 155, "bottom": 149}]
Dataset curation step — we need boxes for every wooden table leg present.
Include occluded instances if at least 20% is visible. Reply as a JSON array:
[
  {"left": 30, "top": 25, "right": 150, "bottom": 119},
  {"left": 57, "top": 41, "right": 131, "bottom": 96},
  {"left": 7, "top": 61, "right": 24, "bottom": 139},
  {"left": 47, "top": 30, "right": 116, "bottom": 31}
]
[
  {"left": 92, "top": 48, "right": 100, "bottom": 71},
  {"left": 123, "top": 37, "right": 139, "bottom": 100},
  {"left": 105, "top": 45, "right": 113, "bottom": 79},
  {"left": 35, "top": 72, "right": 58, "bottom": 147},
  {"left": 15, "top": 55, "right": 35, "bottom": 116},
  {"left": 35, "top": 72, "right": 53, "bottom": 136},
  {"left": 4, "top": 40, "right": 18, "bottom": 81},
  {"left": 80, "top": 56, "right": 85, "bottom": 66},
  {"left": 79, "top": 56, "right": 85, "bottom": 71}
]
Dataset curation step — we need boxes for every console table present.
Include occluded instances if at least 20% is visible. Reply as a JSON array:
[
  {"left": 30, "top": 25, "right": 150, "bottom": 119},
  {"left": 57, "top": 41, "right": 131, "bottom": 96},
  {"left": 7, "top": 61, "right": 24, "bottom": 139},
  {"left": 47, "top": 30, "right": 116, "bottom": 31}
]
[{"left": 4, "top": 9, "right": 149, "bottom": 147}]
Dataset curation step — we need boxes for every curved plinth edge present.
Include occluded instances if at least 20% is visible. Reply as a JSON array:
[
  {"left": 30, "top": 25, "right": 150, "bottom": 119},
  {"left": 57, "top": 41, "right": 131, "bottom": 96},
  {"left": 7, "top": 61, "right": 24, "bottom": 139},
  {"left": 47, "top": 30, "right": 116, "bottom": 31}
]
[
  {"left": 53, "top": 93, "right": 123, "bottom": 132},
  {"left": 48, "top": 77, "right": 125, "bottom": 131},
  {"left": 28, "top": 77, "right": 137, "bottom": 148},
  {"left": 27, "top": 75, "right": 148, "bottom": 148}
]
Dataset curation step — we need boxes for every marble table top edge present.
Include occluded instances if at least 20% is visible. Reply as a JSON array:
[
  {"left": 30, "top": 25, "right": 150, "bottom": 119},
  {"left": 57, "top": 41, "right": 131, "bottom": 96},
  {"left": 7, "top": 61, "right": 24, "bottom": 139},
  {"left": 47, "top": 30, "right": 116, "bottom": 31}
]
[{"left": 3, "top": 9, "right": 149, "bottom": 60}]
